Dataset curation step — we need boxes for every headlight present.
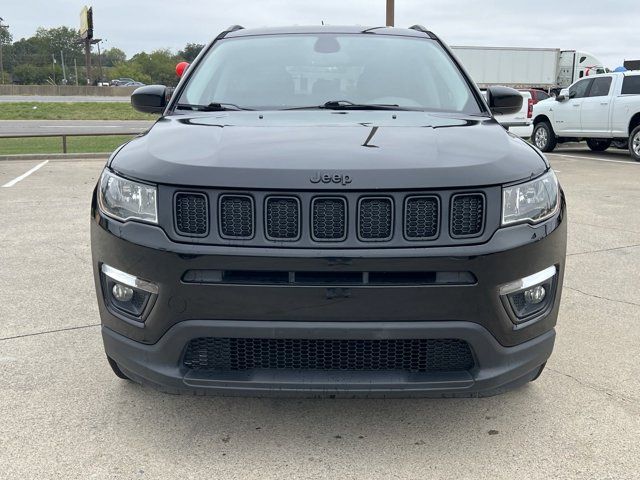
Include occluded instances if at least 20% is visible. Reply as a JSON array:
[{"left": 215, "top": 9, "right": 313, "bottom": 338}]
[
  {"left": 98, "top": 170, "right": 157, "bottom": 223},
  {"left": 502, "top": 170, "right": 559, "bottom": 225}
]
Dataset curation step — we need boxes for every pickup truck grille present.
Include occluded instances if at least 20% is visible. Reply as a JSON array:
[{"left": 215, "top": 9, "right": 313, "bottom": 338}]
[
  {"left": 169, "top": 188, "right": 493, "bottom": 247},
  {"left": 183, "top": 337, "right": 475, "bottom": 373}
]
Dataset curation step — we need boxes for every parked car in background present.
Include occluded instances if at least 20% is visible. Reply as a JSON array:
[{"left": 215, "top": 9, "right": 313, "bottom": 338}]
[
  {"left": 121, "top": 81, "right": 145, "bottom": 87},
  {"left": 521, "top": 88, "right": 552, "bottom": 105},
  {"left": 110, "top": 77, "right": 136, "bottom": 86},
  {"left": 532, "top": 71, "right": 640, "bottom": 160}
]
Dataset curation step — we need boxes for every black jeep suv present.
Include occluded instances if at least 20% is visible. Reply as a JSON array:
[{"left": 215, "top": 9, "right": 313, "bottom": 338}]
[{"left": 91, "top": 25, "right": 566, "bottom": 397}]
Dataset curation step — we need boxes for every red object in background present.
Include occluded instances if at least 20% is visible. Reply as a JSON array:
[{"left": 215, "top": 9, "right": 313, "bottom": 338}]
[
  {"left": 527, "top": 98, "right": 533, "bottom": 118},
  {"left": 176, "top": 62, "right": 190, "bottom": 77}
]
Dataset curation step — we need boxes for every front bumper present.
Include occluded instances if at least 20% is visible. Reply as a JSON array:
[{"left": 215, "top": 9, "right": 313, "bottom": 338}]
[
  {"left": 92, "top": 195, "right": 566, "bottom": 396},
  {"left": 103, "top": 320, "right": 554, "bottom": 397}
]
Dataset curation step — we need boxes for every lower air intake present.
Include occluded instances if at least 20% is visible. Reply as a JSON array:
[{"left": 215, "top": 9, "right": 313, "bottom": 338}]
[{"left": 183, "top": 337, "right": 474, "bottom": 373}]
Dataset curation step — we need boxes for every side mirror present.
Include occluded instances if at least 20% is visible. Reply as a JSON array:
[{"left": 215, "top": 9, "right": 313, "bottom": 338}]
[
  {"left": 486, "top": 85, "right": 523, "bottom": 116},
  {"left": 556, "top": 88, "right": 570, "bottom": 102},
  {"left": 131, "top": 85, "right": 168, "bottom": 114}
]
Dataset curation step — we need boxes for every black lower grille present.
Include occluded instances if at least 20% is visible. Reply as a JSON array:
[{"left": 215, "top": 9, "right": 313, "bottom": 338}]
[
  {"left": 405, "top": 196, "right": 439, "bottom": 239},
  {"left": 265, "top": 196, "right": 300, "bottom": 240},
  {"left": 451, "top": 193, "right": 484, "bottom": 237},
  {"left": 175, "top": 193, "right": 208, "bottom": 236},
  {"left": 220, "top": 195, "right": 254, "bottom": 239},
  {"left": 312, "top": 197, "right": 347, "bottom": 241},
  {"left": 183, "top": 337, "right": 474, "bottom": 373},
  {"left": 359, "top": 197, "right": 393, "bottom": 240}
]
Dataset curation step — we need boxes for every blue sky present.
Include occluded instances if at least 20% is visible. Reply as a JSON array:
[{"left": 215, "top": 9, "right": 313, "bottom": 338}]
[{"left": 3, "top": 0, "right": 637, "bottom": 68}]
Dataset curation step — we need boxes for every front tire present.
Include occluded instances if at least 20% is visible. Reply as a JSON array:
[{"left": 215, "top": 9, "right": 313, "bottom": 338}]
[
  {"left": 586, "top": 138, "right": 611, "bottom": 152},
  {"left": 630, "top": 126, "right": 640, "bottom": 162},
  {"left": 533, "top": 122, "right": 557, "bottom": 152}
]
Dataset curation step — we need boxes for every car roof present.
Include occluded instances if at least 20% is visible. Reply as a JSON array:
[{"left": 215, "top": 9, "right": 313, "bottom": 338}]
[{"left": 225, "top": 25, "right": 431, "bottom": 39}]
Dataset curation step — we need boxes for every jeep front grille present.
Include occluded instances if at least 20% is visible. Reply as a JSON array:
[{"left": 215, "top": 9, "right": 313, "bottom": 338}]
[
  {"left": 450, "top": 193, "right": 485, "bottom": 238},
  {"left": 219, "top": 195, "right": 254, "bottom": 239},
  {"left": 311, "top": 197, "right": 347, "bottom": 241},
  {"left": 170, "top": 188, "right": 494, "bottom": 247},
  {"left": 175, "top": 193, "right": 208, "bottom": 236},
  {"left": 358, "top": 197, "right": 393, "bottom": 241},
  {"left": 265, "top": 196, "right": 300, "bottom": 241},
  {"left": 405, "top": 196, "right": 439, "bottom": 240}
]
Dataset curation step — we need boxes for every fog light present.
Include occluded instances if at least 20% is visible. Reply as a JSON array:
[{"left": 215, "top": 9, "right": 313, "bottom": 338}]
[
  {"left": 499, "top": 266, "right": 556, "bottom": 323},
  {"left": 101, "top": 264, "right": 158, "bottom": 320},
  {"left": 524, "top": 285, "right": 546, "bottom": 304},
  {"left": 112, "top": 283, "right": 134, "bottom": 302}
]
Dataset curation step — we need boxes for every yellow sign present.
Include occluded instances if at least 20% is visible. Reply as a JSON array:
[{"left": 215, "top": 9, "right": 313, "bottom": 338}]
[{"left": 79, "top": 6, "right": 93, "bottom": 39}]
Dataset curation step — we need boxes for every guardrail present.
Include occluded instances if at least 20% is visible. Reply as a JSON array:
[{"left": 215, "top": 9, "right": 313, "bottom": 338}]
[
  {"left": 0, "top": 132, "right": 141, "bottom": 154},
  {"left": 0, "top": 85, "right": 137, "bottom": 97}
]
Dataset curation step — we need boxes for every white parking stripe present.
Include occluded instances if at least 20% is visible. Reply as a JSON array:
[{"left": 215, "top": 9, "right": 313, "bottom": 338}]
[
  {"left": 551, "top": 153, "right": 639, "bottom": 165},
  {"left": 1, "top": 160, "right": 49, "bottom": 188}
]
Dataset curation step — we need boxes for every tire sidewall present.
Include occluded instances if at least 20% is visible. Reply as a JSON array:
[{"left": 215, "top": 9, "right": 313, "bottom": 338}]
[
  {"left": 533, "top": 123, "right": 554, "bottom": 151},
  {"left": 630, "top": 126, "right": 640, "bottom": 161}
]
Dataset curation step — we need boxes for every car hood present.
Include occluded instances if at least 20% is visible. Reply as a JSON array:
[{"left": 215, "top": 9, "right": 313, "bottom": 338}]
[{"left": 111, "top": 111, "right": 547, "bottom": 189}]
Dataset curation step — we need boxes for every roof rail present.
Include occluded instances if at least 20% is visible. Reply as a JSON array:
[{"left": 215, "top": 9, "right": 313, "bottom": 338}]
[
  {"left": 216, "top": 25, "right": 245, "bottom": 40},
  {"left": 409, "top": 24, "right": 436, "bottom": 38}
]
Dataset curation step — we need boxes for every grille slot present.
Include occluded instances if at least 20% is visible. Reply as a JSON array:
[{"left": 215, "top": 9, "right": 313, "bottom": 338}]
[
  {"left": 182, "top": 269, "right": 476, "bottom": 286},
  {"left": 450, "top": 193, "right": 485, "bottom": 238},
  {"left": 265, "top": 196, "right": 300, "bottom": 241},
  {"left": 311, "top": 197, "right": 347, "bottom": 241},
  {"left": 183, "top": 337, "right": 475, "bottom": 373},
  {"left": 405, "top": 196, "right": 439, "bottom": 240},
  {"left": 358, "top": 197, "right": 393, "bottom": 241},
  {"left": 219, "top": 195, "right": 254, "bottom": 239},
  {"left": 174, "top": 193, "right": 208, "bottom": 236}
]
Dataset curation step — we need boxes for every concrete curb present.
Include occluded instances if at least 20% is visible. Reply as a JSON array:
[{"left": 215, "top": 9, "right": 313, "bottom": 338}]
[{"left": 0, "top": 153, "right": 110, "bottom": 161}]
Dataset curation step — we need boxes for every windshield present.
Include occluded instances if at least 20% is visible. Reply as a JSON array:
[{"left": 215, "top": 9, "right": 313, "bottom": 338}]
[{"left": 177, "top": 33, "right": 482, "bottom": 114}]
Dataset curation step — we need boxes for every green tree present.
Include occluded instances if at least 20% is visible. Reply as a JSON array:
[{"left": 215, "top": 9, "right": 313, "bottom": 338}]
[
  {"left": 129, "top": 49, "right": 181, "bottom": 86},
  {"left": 178, "top": 43, "right": 204, "bottom": 63},
  {"left": 34, "top": 26, "right": 83, "bottom": 65},
  {"left": 103, "top": 47, "right": 127, "bottom": 67},
  {"left": 12, "top": 64, "right": 58, "bottom": 84},
  {"left": 0, "top": 25, "right": 12, "bottom": 82},
  {"left": 109, "top": 62, "right": 152, "bottom": 85}
]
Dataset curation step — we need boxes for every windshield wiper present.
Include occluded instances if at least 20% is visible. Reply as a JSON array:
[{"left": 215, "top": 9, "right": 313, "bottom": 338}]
[
  {"left": 285, "top": 100, "right": 410, "bottom": 111},
  {"left": 176, "top": 102, "right": 253, "bottom": 111}
]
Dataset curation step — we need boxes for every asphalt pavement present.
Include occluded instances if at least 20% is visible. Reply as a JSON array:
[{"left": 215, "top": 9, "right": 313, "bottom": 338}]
[
  {"left": 0, "top": 120, "right": 153, "bottom": 136},
  {"left": 0, "top": 147, "right": 639, "bottom": 479}
]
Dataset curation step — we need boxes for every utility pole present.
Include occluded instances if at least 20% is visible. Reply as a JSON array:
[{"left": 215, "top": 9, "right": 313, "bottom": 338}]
[
  {"left": 386, "top": 0, "right": 395, "bottom": 27},
  {"left": 96, "top": 39, "right": 103, "bottom": 84},
  {"left": 0, "top": 17, "right": 9, "bottom": 85},
  {"left": 60, "top": 50, "right": 67, "bottom": 83},
  {"left": 52, "top": 54, "right": 56, "bottom": 84}
]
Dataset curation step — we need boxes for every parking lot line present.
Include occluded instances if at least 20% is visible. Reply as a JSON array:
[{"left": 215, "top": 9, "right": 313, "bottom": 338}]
[
  {"left": 1, "top": 160, "right": 49, "bottom": 188},
  {"left": 552, "top": 153, "right": 639, "bottom": 165}
]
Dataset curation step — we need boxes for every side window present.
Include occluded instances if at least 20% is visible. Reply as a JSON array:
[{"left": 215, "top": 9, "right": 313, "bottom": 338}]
[
  {"left": 588, "top": 77, "right": 612, "bottom": 97},
  {"left": 537, "top": 90, "right": 550, "bottom": 101},
  {"left": 569, "top": 79, "right": 592, "bottom": 99},
  {"left": 621, "top": 76, "right": 640, "bottom": 95}
]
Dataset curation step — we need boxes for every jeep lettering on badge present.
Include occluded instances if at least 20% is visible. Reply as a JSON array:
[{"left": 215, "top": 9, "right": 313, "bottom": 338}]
[{"left": 310, "top": 172, "right": 353, "bottom": 186}]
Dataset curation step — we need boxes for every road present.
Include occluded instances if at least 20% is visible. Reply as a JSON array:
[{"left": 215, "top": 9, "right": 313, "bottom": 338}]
[
  {"left": 0, "top": 120, "right": 153, "bottom": 136},
  {"left": 0, "top": 148, "right": 639, "bottom": 479},
  {"left": 0, "top": 95, "right": 131, "bottom": 103}
]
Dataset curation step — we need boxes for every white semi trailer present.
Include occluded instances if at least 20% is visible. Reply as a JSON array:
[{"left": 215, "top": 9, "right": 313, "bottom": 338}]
[{"left": 451, "top": 46, "right": 606, "bottom": 93}]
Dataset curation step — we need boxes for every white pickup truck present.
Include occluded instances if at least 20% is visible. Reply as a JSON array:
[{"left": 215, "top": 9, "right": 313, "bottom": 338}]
[{"left": 531, "top": 71, "right": 640, "bottom": 161}]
